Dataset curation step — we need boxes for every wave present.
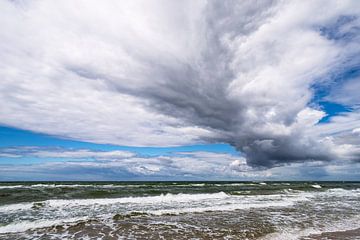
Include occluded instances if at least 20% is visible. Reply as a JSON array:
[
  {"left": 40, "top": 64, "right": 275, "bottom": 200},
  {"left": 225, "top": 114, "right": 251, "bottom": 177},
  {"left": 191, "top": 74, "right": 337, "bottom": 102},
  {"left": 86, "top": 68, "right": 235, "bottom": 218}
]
[
  {"left": 0, "top": 184, "right": 148, "bottom": 189},
  {"left": 48, "top": 192, "right": 229, "bottom": 208},
  {"left": 0, "top": 184, "right": 96, "bottom": 189},
  {"left": 0, "top": 217, "right": 89, "bottom": 234},
  {"left": 0, "top": 192, "right": 229, "bottom": 212},
  {"left": 1, "top": 187, "right": 359, "bottom": 213},
  {"left": 0, "top": 191, "right": 310, "bottom": 215},
  {"left": 146, "top": 197, "right": 305, "bottom": 215},
  {"left": 0, "top": 192, "right": 310, "bottom": 234},
  {"left": 0, "top": 185, "right": 28, "bottom": 189},
  {"left": 1, "top": 203, "right": 31, "bottom": 212},
  {"left": 1, "top": 188, "right": 359, "bottom": 235},
  {"left": 214, "top": 183, "right": 258, "bottom": 186},
  {"left": 261, "top": 215, "right": 360, "bottom": 240}
]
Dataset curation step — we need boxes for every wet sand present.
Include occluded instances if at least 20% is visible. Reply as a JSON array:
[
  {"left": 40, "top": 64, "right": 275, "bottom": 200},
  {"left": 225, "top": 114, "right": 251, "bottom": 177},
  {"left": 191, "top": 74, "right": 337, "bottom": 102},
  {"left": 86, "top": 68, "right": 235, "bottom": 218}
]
[{"left": 302, "top": 227, "right": 360, "bottom": 240}]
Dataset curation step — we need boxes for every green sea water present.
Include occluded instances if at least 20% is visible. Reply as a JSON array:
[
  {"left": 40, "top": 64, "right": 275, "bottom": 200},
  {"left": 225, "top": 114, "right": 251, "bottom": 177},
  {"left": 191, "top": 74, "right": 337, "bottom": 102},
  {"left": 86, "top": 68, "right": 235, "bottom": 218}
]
[{"left": 0, "top": 181, "right": 359, "bottom": 239}]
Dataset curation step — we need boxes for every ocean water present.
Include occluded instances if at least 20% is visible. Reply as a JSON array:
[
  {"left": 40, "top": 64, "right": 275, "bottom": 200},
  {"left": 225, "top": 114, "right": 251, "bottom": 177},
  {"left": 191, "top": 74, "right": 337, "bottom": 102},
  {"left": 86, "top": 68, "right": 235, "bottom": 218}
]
[{"left": 0, "top": 181, "right": 359, "bottom": 239}]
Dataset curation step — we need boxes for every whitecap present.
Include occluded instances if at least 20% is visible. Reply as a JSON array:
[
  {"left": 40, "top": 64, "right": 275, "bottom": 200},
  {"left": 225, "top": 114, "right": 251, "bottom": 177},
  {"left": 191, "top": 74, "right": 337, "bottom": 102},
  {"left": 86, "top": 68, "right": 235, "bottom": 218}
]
[{"left": 0, "top": 217, "right": 88, "bottom": 234}]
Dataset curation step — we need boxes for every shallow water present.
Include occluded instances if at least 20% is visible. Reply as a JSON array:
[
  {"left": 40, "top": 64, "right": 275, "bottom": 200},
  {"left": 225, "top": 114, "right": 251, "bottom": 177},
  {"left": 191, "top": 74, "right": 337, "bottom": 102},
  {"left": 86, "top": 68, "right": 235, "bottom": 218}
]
[{"left": 0, "top": 181, "right": 359, "bottom": 239}]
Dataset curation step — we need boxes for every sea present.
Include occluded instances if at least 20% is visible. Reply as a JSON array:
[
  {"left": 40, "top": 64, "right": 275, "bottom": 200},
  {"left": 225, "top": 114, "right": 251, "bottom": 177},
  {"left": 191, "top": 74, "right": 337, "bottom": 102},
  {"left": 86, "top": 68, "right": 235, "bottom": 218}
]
[{"left": 0, "top": 181, "right": 359, "bottom": 240}]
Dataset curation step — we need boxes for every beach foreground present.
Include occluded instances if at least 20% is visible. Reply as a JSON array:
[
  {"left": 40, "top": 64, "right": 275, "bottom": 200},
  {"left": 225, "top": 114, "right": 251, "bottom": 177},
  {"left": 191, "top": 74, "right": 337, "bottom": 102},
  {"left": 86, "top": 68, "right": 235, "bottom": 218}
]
[{"left": 0, "top": 182, "right": 359, "bottom": 239}]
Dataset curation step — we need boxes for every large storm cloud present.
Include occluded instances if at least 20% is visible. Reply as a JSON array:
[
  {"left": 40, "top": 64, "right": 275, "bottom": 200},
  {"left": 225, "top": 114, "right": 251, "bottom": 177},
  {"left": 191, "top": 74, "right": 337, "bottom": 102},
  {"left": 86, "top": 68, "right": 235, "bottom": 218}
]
[{"left": 1, "top": 0, "right": 360, "bottom": 167}]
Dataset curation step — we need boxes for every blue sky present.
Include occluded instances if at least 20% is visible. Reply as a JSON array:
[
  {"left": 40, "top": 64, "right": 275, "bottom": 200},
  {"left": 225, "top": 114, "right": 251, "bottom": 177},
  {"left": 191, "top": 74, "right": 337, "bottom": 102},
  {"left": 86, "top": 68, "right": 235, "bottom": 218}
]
[
  {"left": 1, "top": 0, "right": 360, "bottom": 180},
  {"left": 0, "top": 125, "right": 238, "bottom": 164},
  {"left": 0, "top": 126, "right": 238, "bottom": 155}
]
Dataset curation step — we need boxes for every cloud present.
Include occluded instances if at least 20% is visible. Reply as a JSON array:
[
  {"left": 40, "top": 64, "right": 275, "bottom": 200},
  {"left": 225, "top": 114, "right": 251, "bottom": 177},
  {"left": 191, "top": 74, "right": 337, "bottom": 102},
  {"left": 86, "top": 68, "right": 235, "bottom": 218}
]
[
  {"left": 1, "top": 0, "right": 360, "bottom": 167},
  {"left": 0, "top": 147, "right": 255, "bottom": 180},
  {"left": 0, "top": 147, "right": 135, "bottom": 159},
  {"left": 1, "top": 147, "right": 359, "bottom": 181},
  {"left": 353, "top": 128, "right": 360, "bottom": 135},
  {"left": 326, "top": 77, "right": 360, "bottom": 107}
]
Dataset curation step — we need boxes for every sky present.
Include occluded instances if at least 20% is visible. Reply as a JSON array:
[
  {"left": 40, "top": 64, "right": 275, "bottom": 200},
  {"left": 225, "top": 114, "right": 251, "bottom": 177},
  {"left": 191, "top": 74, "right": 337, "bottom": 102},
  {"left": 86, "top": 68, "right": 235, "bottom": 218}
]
[{"left": 0, "top": 0, "right": 360, "bottom": 181}]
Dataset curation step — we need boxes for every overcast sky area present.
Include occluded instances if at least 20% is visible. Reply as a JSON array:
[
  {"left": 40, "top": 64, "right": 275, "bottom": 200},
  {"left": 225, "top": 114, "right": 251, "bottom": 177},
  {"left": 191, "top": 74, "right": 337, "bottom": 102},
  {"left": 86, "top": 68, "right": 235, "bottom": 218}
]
[{"left": 0, "top": 0, "right": 360, "bottom": 181}]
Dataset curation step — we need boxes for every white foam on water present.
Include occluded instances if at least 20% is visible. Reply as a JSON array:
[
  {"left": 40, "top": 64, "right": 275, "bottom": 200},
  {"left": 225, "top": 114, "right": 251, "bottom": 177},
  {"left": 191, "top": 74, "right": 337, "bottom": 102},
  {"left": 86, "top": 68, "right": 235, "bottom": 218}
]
[
  {"left": 0, "top": 192, "right": 229, "bottom": 212},
  {"left": 0, "top": 185, "right": 25, "bottom": 189},
  {"left": 277, "top": 183, "right": 291, "bottom": 186},
  {"left": 0, "top": 184, "right": 144, "bottom": 189},
  {"left": 261, "top": 215, "right": 360, "bottom": 240},
  {"left": 326, "top": 187, "right": 360, "bottom": 193},
  {"left": 138, "top": 189, "right": 360, "bottom": 216},
  {"left": 311, "top": 184, "right": 322, "bottom": 189},
  {"left": 169, "top": 183, "right": 206, "bottom": 187},
  {"left": 2, "top": 188, "right": 358, "bottom": 214},
  {"left": 214, "top": 183, "right": 258, "bottom": 187},
  {"left": 0, "top": 202, "right": 34, "bottom": 212},
  {"left": 0, "top": 217, "right": 88, "bottom": 234},
  {"left": 147, "top": 196, "right": 305, "bottom": 215},
  {"left": 0, "top": 192, "right": 312, "bottom": 234},
  {"left": 48, "top": 192, "right": 229, "bottom": 208},
  {"left": 189, "top": 183, "right": 206, "bottom": 187},
  {"left": 55, "top": 192, "right": 309, "bottom": 211},
  {"left": 231, "top": 190, "right": 252, "bottom": 194},
  {"left": 143, "top": 192, "right": 312, "bottom": 215},
  {"left": 2, "top": 188, "right": 358, "bottom": 235},
  {"left": 0, "top": 184, "right": 92, "bottom": 189},
  {"left": 319, "top": 188, "right": 360, "bottom": 198}
]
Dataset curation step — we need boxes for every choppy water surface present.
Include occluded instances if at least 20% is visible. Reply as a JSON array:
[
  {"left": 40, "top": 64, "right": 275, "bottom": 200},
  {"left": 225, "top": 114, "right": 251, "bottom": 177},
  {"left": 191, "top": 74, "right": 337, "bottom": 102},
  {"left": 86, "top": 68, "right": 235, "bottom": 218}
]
[{"left": 0, "top": 181, "right": 359, "bottom": 239}]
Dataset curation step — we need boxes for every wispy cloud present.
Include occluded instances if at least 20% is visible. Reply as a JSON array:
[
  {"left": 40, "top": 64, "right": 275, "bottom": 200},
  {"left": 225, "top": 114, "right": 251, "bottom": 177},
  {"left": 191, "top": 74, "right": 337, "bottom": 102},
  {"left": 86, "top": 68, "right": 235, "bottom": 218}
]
[
  {"left": 0, "top": 147, "right": 253, "bottom": 180},
  {"left": 0, "top": 147, "right": 135, "bottom": 159}
]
